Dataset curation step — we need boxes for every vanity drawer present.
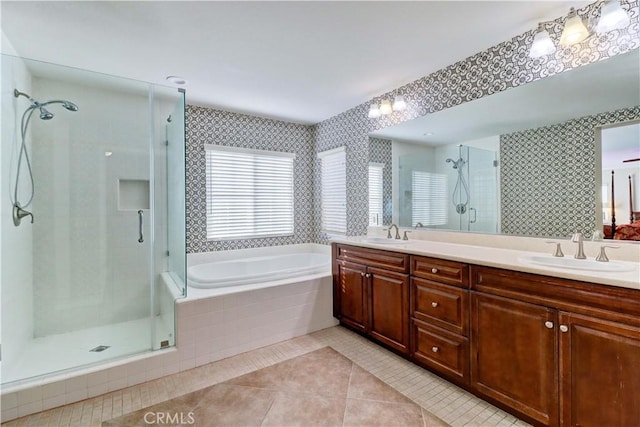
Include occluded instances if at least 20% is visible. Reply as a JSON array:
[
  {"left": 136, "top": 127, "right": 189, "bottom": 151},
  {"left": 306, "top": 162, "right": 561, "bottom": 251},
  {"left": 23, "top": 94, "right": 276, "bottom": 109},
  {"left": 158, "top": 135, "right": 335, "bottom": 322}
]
[
  {"left": 411, "top": 277, "right": 469, "bottom": 336},
  {"left": 411, "top": 256, "right": 469, "bottom": 287},
  {"left": 336, "top": 244, "right": 409, "bottom": 273},
  {"left": 411, "top": 319, "right": 469, "bottom": 383}
]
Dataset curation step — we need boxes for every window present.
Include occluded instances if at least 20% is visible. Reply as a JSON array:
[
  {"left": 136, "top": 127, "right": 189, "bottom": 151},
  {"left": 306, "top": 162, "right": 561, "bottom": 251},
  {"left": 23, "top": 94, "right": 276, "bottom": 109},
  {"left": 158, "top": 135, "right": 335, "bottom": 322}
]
[
  {"left": 368, "top": 163, "right": 384, "bottom": 226},
  {"left": 412, "top": 171, "right": 447, "bottom": 226},
  {"left": 205, "top": 145, "right": 295, "bottom": 240},
  {"left": 319, "top": 146, "right": 346, "bottom": 234}
]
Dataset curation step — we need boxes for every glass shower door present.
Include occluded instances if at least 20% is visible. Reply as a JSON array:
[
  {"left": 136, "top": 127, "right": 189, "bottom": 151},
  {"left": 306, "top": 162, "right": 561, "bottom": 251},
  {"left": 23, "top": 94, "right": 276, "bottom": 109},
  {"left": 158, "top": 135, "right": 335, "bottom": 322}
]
[{"left": 467, "top": 146, "right": 499, "bottom": 233}]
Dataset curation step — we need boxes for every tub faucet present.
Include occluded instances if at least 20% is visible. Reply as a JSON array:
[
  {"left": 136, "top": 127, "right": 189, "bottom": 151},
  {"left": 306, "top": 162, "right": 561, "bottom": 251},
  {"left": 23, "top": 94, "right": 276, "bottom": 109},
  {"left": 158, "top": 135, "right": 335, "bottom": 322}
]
[
  {"left": 415, "top": 222, "right": 424, "bottom": 229},
  {"left": 386, "top": 224, "right": 401, "bottom": 239},
  {"left": 571, "top": 232, "right": 586, "bottom": 259}
]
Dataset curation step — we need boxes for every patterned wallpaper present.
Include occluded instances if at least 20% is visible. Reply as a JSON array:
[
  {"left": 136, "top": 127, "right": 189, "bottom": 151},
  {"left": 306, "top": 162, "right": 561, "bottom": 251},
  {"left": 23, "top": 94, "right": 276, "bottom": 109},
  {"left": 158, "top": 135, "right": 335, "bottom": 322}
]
[
  {"left": 185, "top": 105, "right": 314, "bottom": 253},
  {"left": 186, "top": 1, "right": 639, "bottom": 250},
  {"left": 313, "top": 0, "right": 639, "bottom": 240},
  {"left": 500, "top": 106, "right": 640, "bottom": 238},
  {"left": 368, "top": 137, "right": 393, "bottom": 226}
]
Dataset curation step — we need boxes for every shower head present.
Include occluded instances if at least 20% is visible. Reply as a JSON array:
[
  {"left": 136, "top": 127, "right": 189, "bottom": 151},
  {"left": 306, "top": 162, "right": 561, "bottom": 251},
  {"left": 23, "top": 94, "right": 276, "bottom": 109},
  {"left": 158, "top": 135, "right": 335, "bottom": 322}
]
[
  {"left": 39, "top": 107, "right": 54, "bottom": 120},
  {"left": 62, "top": 101, "right": 79, "bottom": 112}
]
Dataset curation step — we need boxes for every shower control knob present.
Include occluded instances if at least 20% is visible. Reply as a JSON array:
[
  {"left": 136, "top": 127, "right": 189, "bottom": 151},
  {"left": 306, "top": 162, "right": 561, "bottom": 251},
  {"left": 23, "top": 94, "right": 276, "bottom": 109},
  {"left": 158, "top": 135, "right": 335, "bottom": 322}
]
[
  {"left": 431, "top": 268, "right": 438, "bottom": 274},
  {"left": 431, "top": 302, "right": 439, "bottom": 308}
]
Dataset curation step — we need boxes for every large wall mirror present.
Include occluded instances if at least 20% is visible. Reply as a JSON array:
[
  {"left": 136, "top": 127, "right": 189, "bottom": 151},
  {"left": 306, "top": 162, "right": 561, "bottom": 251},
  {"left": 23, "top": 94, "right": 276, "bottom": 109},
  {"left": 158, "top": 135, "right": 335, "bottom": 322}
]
[{"left": 369, "top": 49, "right": 640, "bottom": 241}]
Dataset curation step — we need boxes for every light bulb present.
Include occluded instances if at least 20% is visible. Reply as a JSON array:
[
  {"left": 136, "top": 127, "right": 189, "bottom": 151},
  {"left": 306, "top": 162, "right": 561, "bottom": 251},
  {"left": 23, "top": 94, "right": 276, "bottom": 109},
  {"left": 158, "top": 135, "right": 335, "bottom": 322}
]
[
  {"left": 560, "top": 8, "right": 590, "bottom": 46},
  {"left": 368, "top": 104, "right": 381, "bottom": 118},
  {"left": 596, "top": 0, "right": 630, "bottom": 33},
  {"left": 392, "top": 95, "right": 406, "bottom": 111},
  {"left": 529, "top": 24, "right": 556, "bottom": 58},
  {"left": 379, "top": 100, "right": 393, "bottom": 115}
]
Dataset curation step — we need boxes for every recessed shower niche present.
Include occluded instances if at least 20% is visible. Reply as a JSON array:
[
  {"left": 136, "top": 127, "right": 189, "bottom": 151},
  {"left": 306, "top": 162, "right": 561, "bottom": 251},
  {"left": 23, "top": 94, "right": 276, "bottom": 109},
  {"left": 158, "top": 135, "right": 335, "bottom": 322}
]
[{"left": 118, "top": 179, "right": 150, "bottom": 210}]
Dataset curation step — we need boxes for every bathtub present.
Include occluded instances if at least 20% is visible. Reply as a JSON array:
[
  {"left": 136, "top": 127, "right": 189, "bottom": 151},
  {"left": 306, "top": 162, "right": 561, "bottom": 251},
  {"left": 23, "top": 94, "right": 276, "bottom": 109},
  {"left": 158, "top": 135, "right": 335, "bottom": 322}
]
[
  {"left": 188, "top": 252, "right": 329, "bottom": 288},
  {"left": 180, "top": 244, "right": 338, "bottom": 367}
]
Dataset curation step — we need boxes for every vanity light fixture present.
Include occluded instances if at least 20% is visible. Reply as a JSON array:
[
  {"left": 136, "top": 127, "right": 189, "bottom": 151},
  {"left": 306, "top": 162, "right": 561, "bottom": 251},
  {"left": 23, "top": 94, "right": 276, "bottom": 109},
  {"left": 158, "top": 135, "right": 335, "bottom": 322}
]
[
  {"left": 528, "top": 1, "right": 630, "bottom": 58},
  {"left": 529, "top": 23, "right": 557, "bottom": 58},
  {"left": 596, "top": 0, "right": 630, "bottom": 33},
  {"left": 367, "top": 95, "right": 406, "bottom": 118},
  {"left": 560, "top": 7, "right": 590, "bottom": 46}
]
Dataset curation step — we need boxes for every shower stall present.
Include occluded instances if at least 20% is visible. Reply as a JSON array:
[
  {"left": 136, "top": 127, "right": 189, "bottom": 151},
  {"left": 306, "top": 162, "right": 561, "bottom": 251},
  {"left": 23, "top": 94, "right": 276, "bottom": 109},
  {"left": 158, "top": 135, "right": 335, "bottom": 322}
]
[
  {"left": 398, "top": 143, "right": 499, "bottom": 233},
  {"left": 1, "top": 54, "right": 186, "bottom": 387}
]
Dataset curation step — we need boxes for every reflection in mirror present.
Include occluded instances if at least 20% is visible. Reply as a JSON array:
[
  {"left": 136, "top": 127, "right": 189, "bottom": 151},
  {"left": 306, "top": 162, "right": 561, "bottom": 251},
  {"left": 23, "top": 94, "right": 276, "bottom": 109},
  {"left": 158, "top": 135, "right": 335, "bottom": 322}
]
[
  {"left": 369, "top": 49, "right": 640, "bottom": 240},
  {"left": 600, "top": 121, "right": 640, "bottom": 241}
]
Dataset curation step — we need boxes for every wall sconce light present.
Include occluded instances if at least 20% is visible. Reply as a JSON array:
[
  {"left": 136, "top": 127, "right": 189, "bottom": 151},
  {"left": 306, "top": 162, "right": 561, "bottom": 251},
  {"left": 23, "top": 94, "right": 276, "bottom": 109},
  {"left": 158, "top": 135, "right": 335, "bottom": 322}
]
[
  {"left": 529, "top": 23, "right": 556, "bottom": 58},
  {"left": 528, "top": 1, "right": 630, "bottom": 58},
  {"left": 368, "top": 95, "right": 406, "bottom": 118},
  {"left": 596, "top": 0, "right": 630, "bottom": 32},
  {"left": 559, "top": 7, "right": 590, "bottom": 46}
]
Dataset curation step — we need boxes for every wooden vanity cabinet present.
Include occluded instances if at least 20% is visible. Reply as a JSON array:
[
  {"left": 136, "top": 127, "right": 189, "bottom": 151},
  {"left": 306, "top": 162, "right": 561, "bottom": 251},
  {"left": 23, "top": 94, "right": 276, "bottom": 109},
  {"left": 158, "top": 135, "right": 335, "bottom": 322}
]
[
  {"left": 471, "top": 266, "right": 640, "bottom": 427},
  {"left": 410, "top": 256, "right": 470, "bottom": 383},
  {"left": 333, "top": 244, "right": 410, "bottom": 354}
]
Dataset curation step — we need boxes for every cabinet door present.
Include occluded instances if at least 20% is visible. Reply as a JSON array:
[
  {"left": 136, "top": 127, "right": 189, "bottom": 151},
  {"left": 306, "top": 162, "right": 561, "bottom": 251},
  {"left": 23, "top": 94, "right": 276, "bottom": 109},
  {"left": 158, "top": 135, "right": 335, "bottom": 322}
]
[
  {"left": 336, "top": 261, "right": 368, "bottom": 332},
  {"left": 471, "top": 292, "right": 558, "bottom": 427},
  {"left": 368, "top": 266, "right": 410, "bottom": 354},
  {"left": 559, "top": 312, "right": 640, "bottom": 427}
]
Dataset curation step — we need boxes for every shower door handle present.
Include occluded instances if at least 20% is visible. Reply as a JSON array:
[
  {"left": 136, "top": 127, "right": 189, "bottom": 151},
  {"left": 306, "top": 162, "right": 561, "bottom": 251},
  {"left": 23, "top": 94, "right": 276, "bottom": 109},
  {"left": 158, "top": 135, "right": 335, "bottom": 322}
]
[
  {"left": 137, "top": 210, "right": 144, "bottom": 243},
  {"left": 469, "top": 207, "right": 477, "bottom": 224}
]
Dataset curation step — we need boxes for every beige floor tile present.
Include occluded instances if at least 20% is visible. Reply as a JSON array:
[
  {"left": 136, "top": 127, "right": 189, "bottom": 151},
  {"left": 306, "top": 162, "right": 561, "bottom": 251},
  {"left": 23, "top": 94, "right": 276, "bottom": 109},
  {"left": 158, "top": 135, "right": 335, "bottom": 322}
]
[
  {"left": 343, "top": 398, "right": 424, "bottom": 427},
  {"left": 260, "top": 391, "right": 346, "bottom": 427}
]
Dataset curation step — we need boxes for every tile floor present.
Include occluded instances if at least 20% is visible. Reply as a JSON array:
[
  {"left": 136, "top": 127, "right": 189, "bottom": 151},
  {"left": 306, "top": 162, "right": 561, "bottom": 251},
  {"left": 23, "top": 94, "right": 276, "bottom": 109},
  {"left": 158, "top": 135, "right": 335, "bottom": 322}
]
[
  {"left": 104, "top": 347, "right": 449, "bottom": 426},
  {"left": 2, "top": 326, "right": 530, "bottom": 427}
]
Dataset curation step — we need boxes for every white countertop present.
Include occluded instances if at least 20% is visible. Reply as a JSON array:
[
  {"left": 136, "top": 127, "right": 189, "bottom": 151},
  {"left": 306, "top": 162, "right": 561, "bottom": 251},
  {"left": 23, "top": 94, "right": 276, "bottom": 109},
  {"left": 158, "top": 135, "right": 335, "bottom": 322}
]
[{"left": 332, "top": 236, "right": 640, "bottom": 291}]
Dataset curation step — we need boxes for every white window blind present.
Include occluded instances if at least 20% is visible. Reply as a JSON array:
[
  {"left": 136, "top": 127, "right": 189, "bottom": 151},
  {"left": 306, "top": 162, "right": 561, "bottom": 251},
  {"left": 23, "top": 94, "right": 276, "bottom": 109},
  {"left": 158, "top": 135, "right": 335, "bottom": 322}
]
[
  {"left": 319, "top": 147, "right": 346, "bottom": 234},
  {"left": 205, "top": 145, "right": 295, "bottom": 240},
  {"left": 368, "top": 163, "right": 384, "bottom": 226},
  {"left": 412, "top": 171, "right": 447, "bottom": 226}
]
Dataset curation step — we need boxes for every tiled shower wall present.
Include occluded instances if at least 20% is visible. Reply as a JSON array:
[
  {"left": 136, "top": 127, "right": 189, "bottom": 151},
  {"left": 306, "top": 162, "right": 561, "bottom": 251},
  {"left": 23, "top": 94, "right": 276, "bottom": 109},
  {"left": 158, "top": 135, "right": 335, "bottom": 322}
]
[
  {"left": 186, "top": 1, "right": 638, "bottom": 249},
  {"left": 185, "top": 106, "right": 314, "bottom": 253},
  {"left": 500, "top": 106, "right": 640, "bottom": 238}
]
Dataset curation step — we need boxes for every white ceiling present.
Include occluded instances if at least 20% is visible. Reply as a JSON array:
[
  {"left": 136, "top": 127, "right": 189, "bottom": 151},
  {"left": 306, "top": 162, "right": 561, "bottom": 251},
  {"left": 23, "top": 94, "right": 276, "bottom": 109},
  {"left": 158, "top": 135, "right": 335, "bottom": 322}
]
[{"left": 1, "top": 1, "right": 591, "bottom": 124}]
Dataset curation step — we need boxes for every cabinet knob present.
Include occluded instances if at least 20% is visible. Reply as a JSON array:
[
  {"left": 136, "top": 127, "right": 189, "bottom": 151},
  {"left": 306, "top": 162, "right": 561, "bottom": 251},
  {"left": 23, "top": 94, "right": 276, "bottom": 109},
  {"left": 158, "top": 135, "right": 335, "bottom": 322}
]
[
  {"left": 365, "top": 273, "right": 371, "bottom": 278},
  {"left": 431, "top": 302, "right": 439, "bottom": 308},
  {"left": 544, "top": 321, "right": 554, "bottom": 329},
  {"left": 431, "top": 268, "right": 438, "bottom": 274},
  {"left": 431, "top": 346, "right": 439, "bottom": 353},
  {"left": 360, "top": 272, "right": 365, "bottom": 277},
  {"left": 560, "top": 325, "right": 569, "bottom": 333}
]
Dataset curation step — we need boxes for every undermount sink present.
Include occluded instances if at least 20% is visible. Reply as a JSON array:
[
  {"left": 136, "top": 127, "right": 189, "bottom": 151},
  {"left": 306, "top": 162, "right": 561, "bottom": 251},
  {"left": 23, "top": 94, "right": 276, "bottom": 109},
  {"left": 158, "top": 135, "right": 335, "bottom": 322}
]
[
  {"left": 519, "top": 255, "right": 635, "bottom": 273},
  {"left": 364, "top": 237, "right": 407, "bottom": 245}
]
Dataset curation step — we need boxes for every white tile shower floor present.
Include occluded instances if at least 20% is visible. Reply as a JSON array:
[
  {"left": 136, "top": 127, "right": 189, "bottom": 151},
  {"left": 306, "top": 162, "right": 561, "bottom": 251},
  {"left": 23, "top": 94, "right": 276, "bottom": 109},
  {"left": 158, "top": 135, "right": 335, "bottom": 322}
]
[{"left": 1, "top": 316, "right": 172, "bottom": 385}]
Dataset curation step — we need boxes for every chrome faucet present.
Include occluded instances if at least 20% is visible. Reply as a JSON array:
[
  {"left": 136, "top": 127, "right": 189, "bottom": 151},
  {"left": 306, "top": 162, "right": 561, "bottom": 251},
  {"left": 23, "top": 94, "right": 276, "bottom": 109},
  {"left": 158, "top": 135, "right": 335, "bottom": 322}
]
[
  {"left": 415, "top": 222, "right": 424, "bottom": 229},
  {"left": 387, "top": 224, "right": 401, "bottom": 239},
  {"left": 571, "top": 232, "right": 586, "bottom": 259}
]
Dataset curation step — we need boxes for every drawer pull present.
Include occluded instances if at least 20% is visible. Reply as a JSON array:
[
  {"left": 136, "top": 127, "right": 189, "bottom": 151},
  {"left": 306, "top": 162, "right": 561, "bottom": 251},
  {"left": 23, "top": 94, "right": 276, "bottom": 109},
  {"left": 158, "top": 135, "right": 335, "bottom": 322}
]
[
  {"left": 431, "top": 268, "right": 438, "bottom": 274},
  {"left": 560, "top": 325, "right": 568, "bottom": 333},
  {"left": 544, "top": 321, "right": 554, "bottom": 329},
  {"left": 431, "top": 346, "right": 439, "bottom": 353},
  {"left": 431, "top": 302, "right": 439, "bottom": 308}
]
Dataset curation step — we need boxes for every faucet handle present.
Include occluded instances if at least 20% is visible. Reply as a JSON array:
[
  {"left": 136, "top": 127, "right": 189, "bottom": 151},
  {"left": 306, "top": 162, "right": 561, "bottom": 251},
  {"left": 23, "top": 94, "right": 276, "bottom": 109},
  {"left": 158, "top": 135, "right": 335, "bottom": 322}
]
[
  {"left": 384, "top": 228, "right": 391, "bottom": 239},
  {"left": 545, "top": 241, "right": 564, "bottom": 257},
  {"left": 595, "top": 245, "right": 619, "bottom": 262},
  {"left": 403, "top": 231, "right": 411, "bottom": 241},
  {"left": 571, "top": 232, "right": 583, "bottom": 242}
]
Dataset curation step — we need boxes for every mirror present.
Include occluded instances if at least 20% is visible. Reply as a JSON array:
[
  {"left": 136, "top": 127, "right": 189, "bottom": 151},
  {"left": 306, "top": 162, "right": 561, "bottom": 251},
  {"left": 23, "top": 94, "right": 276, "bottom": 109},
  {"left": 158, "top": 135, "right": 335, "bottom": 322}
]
[{"left": 369, "top": 49, "right": 640, "bottom": 240}]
